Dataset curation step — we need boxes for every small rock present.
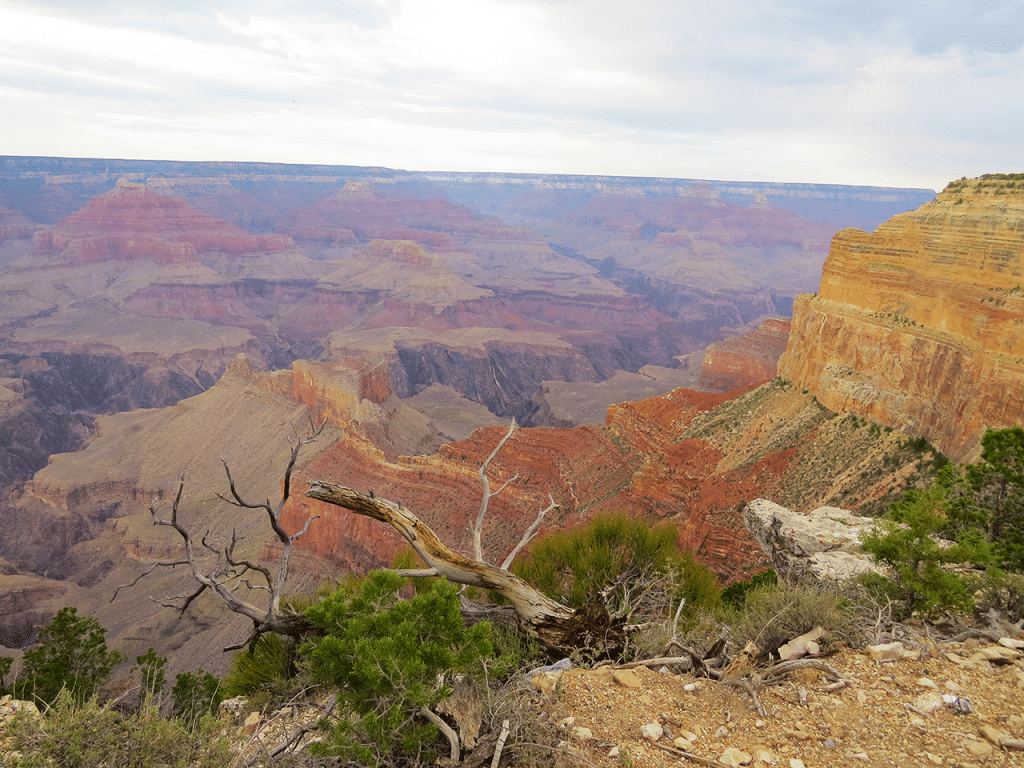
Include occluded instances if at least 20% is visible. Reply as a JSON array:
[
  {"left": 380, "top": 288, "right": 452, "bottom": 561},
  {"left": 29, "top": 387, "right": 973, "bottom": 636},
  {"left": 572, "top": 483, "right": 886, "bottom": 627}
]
[
  {"left": 751, "top": 745, "right": 779, "bottom": 764},
  {"left": 719, "top": 747, "right": 752, "bottom": 767},
  {"left": 823, "top": 738, "right": 836, "bottom": 749},
  {"left": 917, "top": 677, "right": 938, "bottom": 689},
  {"left": 611, "top": 669, "right": 643, "bottom": 688},
  {"left": 979, "top": 724, "right": 1008, "bottom": 746},
  {"left": 714, "top": 725, "right": 729, "bottom": 739},
  {"left": 531, "top": 670, "right": 564, "bottom": 695},
  {"left": 242, "top": 711, "right": 261, "bottom": 736},
  {"left": 913, "top": 692, "right": 945, "bottom": 714},
  {"left": 851, "top": 752, "right": 870, "bottom": 762},
  {"left": 677, "top": 730, "right": 699, "bottom": 743},
  {"left": 944, "top": 680, "right": 961, "bottom": 693},
  {"left": 967, "top": 739, "right": 994, "bottom": 757},
  {"left": 778, "top": 626, "right": 826, "bottom": 661},
  {"left": 572, "top": 727, "right": 593, "bottom": 741},
  {"left": 684, "top": 682, "right": 701, "bottom": 692},
  {"left": 926, "top": 754, "right": 943, "bottom": 766},
  {"left": 640, "top": 722, "right": 664, "bottom": 741},
  {"left": 789, "top": 759, "right": 806, "bottom": 768},
  {"left": 867, "top": 641, "right": 904, "bottom": 662},
  {"left": 559, "top": 716, "right": 575, "bottom": 728},
  {"left": 999, "top": 637, "right": 1024, "bottom": 650},
  {"left": 755, "top": 719, "right": 767, "bottom": 728},
  {"left": 219, "top": 695, "right": 247, "bottom": 721},
  {"left": 607, "top": 746, "right": 620, "bottom": 758}
]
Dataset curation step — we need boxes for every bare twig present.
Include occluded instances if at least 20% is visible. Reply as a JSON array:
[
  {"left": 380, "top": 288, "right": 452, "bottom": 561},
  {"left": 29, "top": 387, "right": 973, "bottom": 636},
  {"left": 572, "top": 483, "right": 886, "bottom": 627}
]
[{"left": 472, "top": 419, "right": 519, "bottom": 562}]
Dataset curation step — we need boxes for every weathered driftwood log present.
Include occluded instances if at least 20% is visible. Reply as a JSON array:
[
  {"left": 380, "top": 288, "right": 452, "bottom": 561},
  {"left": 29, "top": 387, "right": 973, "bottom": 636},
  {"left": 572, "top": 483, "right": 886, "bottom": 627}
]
[{"left": 304, "top": 481, "right": 624, "bottom": 656}]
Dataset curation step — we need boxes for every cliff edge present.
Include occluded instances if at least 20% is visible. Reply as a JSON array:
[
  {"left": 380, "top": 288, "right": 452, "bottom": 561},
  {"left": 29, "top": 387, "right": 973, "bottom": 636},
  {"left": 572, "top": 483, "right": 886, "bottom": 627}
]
[{"left": 779, "top": 175, "right": 1024, "bottom": 461}]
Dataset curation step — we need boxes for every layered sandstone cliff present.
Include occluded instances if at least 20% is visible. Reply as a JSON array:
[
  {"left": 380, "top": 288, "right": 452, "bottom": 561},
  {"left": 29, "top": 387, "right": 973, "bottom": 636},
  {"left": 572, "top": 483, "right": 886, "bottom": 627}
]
[{"left": 778, "top": 176, "right": 1024, "bottom": 461}]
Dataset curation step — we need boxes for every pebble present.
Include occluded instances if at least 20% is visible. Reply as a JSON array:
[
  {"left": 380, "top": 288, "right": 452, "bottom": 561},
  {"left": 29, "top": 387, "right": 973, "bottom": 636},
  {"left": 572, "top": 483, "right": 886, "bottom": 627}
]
[
  {"left": 611, "top": 669, "right": 643, "bottom": 689},
  {"left": 720, "top": 747, "right": 752, "bottom": 767},
  {"left": 917, "top": 677, "right": 938, "bottom": 689},
  {"left": 640, "top": 722, "right": 663, "bottom": 741}
]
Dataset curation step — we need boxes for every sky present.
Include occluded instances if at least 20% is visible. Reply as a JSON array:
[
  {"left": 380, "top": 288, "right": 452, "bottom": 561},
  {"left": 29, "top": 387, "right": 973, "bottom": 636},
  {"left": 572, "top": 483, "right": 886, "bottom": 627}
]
[{"left": 1, "top": 0, "right": 1023, "bottom": 192}]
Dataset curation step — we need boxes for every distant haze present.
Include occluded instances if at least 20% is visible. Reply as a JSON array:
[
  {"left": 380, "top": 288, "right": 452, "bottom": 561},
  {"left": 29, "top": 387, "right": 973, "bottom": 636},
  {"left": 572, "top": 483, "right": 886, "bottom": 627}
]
[{"left": 2, "top": 0, "right": 1023, "bottom": 190}]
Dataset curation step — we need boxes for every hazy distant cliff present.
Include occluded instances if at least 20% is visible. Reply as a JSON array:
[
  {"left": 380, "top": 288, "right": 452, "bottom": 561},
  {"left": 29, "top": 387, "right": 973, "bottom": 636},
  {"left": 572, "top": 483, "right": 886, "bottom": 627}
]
[{"left": 778, "top": 175, "right": 1024, "bottom": 461}]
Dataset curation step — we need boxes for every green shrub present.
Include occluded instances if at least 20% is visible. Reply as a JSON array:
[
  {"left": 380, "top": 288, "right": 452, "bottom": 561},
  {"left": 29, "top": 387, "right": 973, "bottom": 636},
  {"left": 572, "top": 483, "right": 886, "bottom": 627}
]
[
  {"left": 859, "top": 484, "right": 991, "bottom": 619},
  {"left": 14, "top": 607, "right": 124, "bottom": 706},
  {"left": 134, "top": 648, "right": 166, "bottom": 702},
  {"left": 727, "top": 582, "right": 858, "bottom": 656},
  {"left": 942, "top": 426, "right": 1024, "bottom": 572},
  {"left": 1, "top": 690, "right": 231, "bottom": 768},
  {"left": 222, "top": 633, "right": 293, "bottom": 699},
  {"left": 0, "top": 655, "right": 12, "bottom": 694},
  {"left": 303, "top": 571, "right": 496, "bottom": 768},
  {"left": 721, "top": 569, "right": 777, "bottom": 610},
  {"left": 170, "top": 670, "right": 222, "bottom": 724},
  {"left": 511, "top": 512, "right": 720, "bottom": 618}
]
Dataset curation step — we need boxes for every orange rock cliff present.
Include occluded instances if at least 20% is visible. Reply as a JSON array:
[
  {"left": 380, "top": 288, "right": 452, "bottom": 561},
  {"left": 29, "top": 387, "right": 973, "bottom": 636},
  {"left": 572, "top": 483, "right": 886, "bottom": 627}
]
[{"left": 778, "top": 175, "right": 1024, "bottom": 461}]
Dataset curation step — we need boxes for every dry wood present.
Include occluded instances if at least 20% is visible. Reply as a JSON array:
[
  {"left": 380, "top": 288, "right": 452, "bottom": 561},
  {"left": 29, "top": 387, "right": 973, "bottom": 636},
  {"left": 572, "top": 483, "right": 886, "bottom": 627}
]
[
  {"left": 304, "top": 480, "right": 624, "bottom": 654},
  {"left": 114, "top": 422, "right": 324, "bottom": 649}
]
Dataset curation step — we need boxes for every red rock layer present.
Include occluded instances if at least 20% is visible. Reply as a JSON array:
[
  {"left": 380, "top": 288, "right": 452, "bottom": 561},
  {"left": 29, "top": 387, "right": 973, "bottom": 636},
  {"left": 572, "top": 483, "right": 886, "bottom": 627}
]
[
  {"left": 698, "top": 319, "right": 791, "bottom": 392},
  {"left": 281, "top": 385, "right": 784, "bottom": 580},
  {"left": 32, "top": 180, "right": 293, "bottom": 265},
  {"left": 779, "top": 178, "right": 1024, "bottom": 461}
]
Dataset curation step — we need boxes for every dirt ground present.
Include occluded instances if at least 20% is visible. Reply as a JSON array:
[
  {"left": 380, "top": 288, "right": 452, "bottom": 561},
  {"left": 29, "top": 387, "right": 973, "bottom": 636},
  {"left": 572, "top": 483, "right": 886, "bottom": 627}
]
[{"left": 543, "top": 638, "right": 1024, "bottom": 768}]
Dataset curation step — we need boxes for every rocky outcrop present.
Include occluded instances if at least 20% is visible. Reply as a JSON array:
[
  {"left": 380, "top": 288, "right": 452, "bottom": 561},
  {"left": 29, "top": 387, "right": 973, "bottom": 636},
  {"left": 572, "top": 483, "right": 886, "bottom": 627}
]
[
  {"left": 698, "top": 318, "right": 791, "bottom": 392},
  {"left": 744, "top": 498, "right": 883, "bottom": 582},
  {"left": 778, "top": 176, "right": 1024, "bottom": 461},
  {"left": 31, "top": 179, "right": 294, "bottom": 265}
]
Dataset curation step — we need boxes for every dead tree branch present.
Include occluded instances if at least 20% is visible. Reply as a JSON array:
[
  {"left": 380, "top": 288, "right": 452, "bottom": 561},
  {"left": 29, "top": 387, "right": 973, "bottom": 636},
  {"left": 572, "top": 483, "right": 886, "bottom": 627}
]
[
  {"left": 305, "top": 481, "right": 624, "bottom": 656},
  {"left": 114, "top": 420, "right": 325, "bottom": 649},
  {"left": 471, "top": 419, "right": 519, "bottom": 562}
]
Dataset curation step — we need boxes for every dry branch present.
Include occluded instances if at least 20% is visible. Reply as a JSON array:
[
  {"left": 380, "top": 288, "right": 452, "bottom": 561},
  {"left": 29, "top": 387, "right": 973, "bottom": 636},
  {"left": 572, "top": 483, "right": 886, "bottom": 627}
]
[
  {"left": 304, "top": 480, "right": 624, "bottom": 655},
  {"left": 113, "top": 421, "right": 325, "bottom": 649}
]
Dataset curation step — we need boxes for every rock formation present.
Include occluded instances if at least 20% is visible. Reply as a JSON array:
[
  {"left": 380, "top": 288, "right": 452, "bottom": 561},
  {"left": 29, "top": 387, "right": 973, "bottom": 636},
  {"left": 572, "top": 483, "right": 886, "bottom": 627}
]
[
  {"left": 31, "top": 179, "right": 293, "bottom": 266},
  {"left": 744, "top": 498, "right": 883, "bottom": 583},
  {"left": 779, "top": 176, "right": 1024, "bottom": 461},
  {"left": 698, "top": 318, "right": 791, "bottom": 393}
]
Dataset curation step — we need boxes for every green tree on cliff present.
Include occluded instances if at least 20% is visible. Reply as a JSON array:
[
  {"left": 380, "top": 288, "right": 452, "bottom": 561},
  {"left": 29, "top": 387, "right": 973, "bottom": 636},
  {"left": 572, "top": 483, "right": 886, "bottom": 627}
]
[
  {"left": 15, "top": 607, "right": 124, "bottom": 705},
  {"left": 941, "top": 426, "right": 1024, "bottom": 572}
]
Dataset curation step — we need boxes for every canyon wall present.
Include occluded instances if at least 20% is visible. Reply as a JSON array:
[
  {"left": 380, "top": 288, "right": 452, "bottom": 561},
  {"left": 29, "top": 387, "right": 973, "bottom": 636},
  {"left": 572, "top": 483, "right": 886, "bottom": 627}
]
[{"left": 778, "top": 176, "right": 1024, "bottom": 461}]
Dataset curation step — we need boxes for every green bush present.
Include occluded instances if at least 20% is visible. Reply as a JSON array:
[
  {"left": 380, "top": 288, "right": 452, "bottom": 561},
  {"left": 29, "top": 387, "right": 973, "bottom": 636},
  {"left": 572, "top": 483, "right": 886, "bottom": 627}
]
[
  {"left": 14, "top": 607, "right": 124, "bottom": 706},
  {"left": 1, "top": 690, "right": 231, "bottom": 768},
  {"left": 134, "top": 648, "right": 166, "bottom": 702},
  {"left": 942, "top": 426, "right": 1024, "bottom": 572},
  {"left": 511, "top": 512, "right": 720, "bottom": 618},
  {"left": 727, "top": 582, "right": 858, "bottom": 656},
  {"left": 721, "top": 569, "right": 777, "bottom": 610},
  {"left": 0, "top": 655, "right": 12, "bottom": 694},
  {"left": 859, "top": 484, "right": 991, "bottom": 619},
  {"left": 170, "top": 670, "right": 222, "bottom": 724},
  {"left": 222, "top": 633, "right": 294, "bottom": 699},
  {"left": 302, "top": 570, "right": 495, "bottom": 768}
]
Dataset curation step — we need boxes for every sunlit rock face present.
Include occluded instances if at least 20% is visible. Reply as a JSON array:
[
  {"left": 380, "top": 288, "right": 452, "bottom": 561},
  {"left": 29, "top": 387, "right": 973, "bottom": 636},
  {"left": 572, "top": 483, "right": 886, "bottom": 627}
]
[
  {"left": 779, "top": 177, "right": 1024, "bottom": 461},
  {"left": 698, "top": 318, "right": 791, "bottom": 393}
]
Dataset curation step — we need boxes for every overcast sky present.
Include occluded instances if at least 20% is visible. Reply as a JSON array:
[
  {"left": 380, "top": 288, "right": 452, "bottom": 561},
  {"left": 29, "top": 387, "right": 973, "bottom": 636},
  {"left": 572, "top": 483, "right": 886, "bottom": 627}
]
[{"left": 2, "top": 0, "right": 1022, "bottom": 191}]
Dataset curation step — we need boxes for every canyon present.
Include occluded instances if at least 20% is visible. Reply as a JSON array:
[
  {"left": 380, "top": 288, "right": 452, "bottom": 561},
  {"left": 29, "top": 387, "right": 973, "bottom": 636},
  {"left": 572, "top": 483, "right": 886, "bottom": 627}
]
[{"left": 0, "top": 155, "right": 946, "bottom": 672}]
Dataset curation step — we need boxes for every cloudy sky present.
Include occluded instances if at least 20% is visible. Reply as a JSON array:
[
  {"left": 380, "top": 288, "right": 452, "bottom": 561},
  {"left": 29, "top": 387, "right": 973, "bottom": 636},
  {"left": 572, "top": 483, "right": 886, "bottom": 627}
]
[{"left": 2, "top": 0, "right": 1022, "bottom": 191}]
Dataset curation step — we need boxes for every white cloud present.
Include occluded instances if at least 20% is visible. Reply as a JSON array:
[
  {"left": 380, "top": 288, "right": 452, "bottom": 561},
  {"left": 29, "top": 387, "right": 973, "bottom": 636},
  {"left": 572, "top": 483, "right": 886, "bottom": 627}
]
[{"left": 1, "top": 0, "right": 1022, "bottom": 189}]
